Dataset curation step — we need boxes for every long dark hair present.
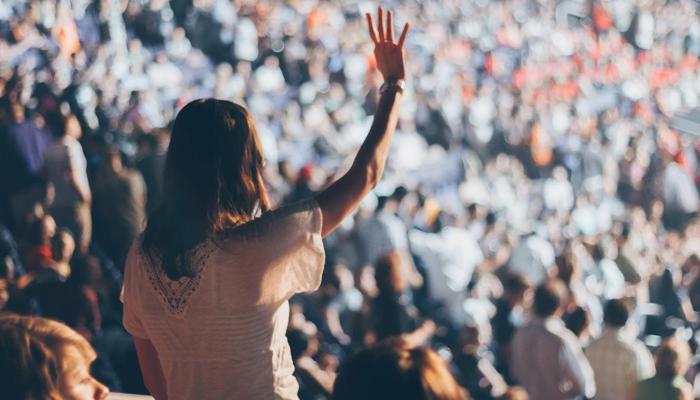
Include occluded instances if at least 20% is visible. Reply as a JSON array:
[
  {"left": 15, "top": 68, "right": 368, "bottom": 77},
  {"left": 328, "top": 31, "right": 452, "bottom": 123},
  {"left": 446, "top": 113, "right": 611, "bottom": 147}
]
[{"left": 142, "top": 99, "right": 270, "bottom": 279}]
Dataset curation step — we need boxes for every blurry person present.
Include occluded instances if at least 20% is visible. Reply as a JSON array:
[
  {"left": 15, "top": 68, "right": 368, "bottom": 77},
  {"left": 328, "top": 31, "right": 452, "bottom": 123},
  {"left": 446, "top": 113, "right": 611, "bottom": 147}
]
[
  {"left": 321, "top": 262, "right": 363, "bottom": 346},
  {"left": 662, "top": 160, "right": 699, "bottom": 232},
  {"left": 634, "top": 337, "right": 693, "bottom": 400},
  {"left": 43, "top": 113, "right": 91, "bottom": 254},
  {"left": 452, "top": 324, "right": 507, "bottom": 399},
  {"left": 1, "top": 103, "right": 51, "bottom": 228},
  {"left": 51, "top": 227, "right": 75, "bottom": 278},
  {"left": 586, "top": 299, "right": 655, "bottom": 400},
  {"left": 507, "top": 231, "right": 556, "bottom": 287},
  {"left": 19, "top": 213, "right": 56, "bottom": 275},
  {"left": 135, "top": 132, "right": 166, "bottom": 213},
  {"left": 122, "top": 9, "right": 409, "bottom": 399},
  {"left": 510, "top": 279, "right": 596, "bottom": 400},
  {"left": 372, "top": 252, "right": 410, "bottom": 339},
  {"left": 0, "top": 313, "right": 109, "bottom": 400},
  {"left": 287, "top": 327, "right": 336, "bottom": 398},
  {"left": 355, "top": 192, "right": 412, "bottom": 267},
  {"left": 372, "top": 252, "right": 434, "bottom": 344},
  {"left": 409, "top": 209, "right": 484, "bottom": 326},
  {"left": 25, "top": 229, "right": 100, "bottom": 339},
  {"left": 491, "top": 273, "right": 531, "bottom": 382},
  {"left": 92, "top": 145, "right": 146, "bottom": 270},
  {"left": 333, "top": 337, "right": 468, "bottom": 400},
  {"left": 564, "top": 306, "right": 591, "bottom": 344}
]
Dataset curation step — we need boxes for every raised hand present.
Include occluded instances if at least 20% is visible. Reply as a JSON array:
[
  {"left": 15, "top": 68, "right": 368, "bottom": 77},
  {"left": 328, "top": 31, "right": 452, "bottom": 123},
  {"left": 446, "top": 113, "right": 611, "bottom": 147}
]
[{"left": 366, "top": 7, "right": 409, "bottom": 82}]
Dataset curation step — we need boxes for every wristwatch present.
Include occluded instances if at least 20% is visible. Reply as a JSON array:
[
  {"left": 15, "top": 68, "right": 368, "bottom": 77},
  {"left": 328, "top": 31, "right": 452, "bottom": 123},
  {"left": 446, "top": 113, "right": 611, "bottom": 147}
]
[{"left": 379, "top": 79, "right": 406, "bottom": 94}]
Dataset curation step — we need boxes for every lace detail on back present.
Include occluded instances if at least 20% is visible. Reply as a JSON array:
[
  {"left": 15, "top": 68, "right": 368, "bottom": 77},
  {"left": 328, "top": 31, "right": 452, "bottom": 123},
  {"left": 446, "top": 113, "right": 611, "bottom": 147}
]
[{"left": 143, "top": 241, "right": 215, "bottom": 318}]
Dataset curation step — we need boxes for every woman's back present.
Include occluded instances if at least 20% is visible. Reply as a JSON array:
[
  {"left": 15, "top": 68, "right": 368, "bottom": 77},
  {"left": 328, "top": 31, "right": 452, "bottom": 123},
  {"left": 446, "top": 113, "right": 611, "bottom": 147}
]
[
  {"left": 123, "top": 10, "right": 410, "bottom": 399},
  {"left": 122, "top": 200, "right": 324, "bottom": 399}
]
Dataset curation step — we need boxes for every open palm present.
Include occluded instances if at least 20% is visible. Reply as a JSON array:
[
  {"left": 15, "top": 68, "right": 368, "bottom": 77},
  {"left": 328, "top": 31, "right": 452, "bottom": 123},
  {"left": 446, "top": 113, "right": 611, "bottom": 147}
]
[{"left": 366, "top": 7, "right": 409, "bottom": 82}]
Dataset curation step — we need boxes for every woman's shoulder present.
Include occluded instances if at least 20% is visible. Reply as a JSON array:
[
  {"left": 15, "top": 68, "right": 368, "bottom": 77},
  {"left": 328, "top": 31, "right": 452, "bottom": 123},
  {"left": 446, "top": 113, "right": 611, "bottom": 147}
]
[{"left": 216, "top": 198, "right": 322, "bottom": 244}]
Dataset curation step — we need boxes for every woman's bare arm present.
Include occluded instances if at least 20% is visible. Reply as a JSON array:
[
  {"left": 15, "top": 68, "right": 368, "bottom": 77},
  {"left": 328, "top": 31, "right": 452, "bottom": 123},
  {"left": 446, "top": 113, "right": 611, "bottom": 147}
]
[
  {"left": 316, "top": 7, "right": 409, "bottom": 237},
  {"left": 133, "top": 336, "right": 168, "bottom": 400}
]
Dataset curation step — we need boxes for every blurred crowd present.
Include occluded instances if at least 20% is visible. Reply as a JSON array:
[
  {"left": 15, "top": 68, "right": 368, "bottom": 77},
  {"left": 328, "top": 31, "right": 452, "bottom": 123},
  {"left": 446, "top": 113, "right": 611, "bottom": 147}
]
[{"left": 2, "top": 0, "right": 700, "bottom": 398}]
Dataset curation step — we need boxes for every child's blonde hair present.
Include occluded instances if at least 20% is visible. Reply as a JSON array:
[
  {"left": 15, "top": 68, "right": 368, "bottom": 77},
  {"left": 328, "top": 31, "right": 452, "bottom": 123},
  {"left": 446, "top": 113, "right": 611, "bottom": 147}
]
[{"left": 0, "top": 313, "right": 96, "bottom": 399}]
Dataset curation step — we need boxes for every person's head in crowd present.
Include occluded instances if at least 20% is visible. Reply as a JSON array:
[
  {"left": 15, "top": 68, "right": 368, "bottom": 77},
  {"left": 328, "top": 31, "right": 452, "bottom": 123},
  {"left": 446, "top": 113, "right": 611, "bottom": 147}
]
[
  {"left": 52, "top": 228, "right": 75, "bottom": 263},
  {"left": 391, "top": 186, "right": 409, "bottom": 204},
  {"left": 333, "top": 338, "right": 468, "bottom": 400},
  {"left": 590, "top": 242, "right": 606, "bottom": 263},
  {"left": 653, "top": 336, "right": 692, "bottom": 380},
  {"left": 60, "top": 113, "right": 82, "bottom": 140},
  {"left": 617, "top": 222, "right": 632, "bottom": 245},
  {"left": 485, "top": 211, "right": 497, "bottom": 228},
  {"left": 467, "top": 203, "right": 483, "bottom": 222},
  {"left": 51, "top": 228, "right": 75, "bottom": 278},
  {"left": 0, "top": 314, "right": 109, "bottom": 400},
  {"left": 28, "top": 214, "right": 57, "bottom": 247},
  {"left": 142, "top": 99, "right": 270, "bottom": 280},
  {"left": 533, "top": 279, "right": 567, "bottom": 318},
  {"left": 565, "top": 306, "right": 591, "bottom": 340},
  {"left": 376, "top": 195, "right": 391, "bottom": 213},
  {"left": 498, "top": 387, "right": 529, "bottom": 400},
  {"left": 603, "top": 298, "right": 630, "bottom": 329},
  {"left": 375, "top": 252, "right": 408, "bottom": 296},
  {"left": 502, "top": 273, "right": 531, "bottom": 307}
]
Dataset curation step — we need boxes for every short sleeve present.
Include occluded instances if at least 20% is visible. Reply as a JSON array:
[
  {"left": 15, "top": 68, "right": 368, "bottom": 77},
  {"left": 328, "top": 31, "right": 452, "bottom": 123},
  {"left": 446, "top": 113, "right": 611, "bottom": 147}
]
[
  {"left": 121, "top": 243, "right": 148, "bottom": 338},
  {"left": 280, "top": 199, "right": 325, "bottom": 294},
  {"left": 255, "top": 198, "right": 325, "bottom": 300}
]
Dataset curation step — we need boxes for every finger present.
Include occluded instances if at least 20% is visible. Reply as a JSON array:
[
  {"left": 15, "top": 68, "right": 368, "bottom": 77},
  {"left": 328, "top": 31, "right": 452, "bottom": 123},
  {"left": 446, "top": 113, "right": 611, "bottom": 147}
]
[
  {"left": 398, "top": 23, "right": 410, "bottom": 48},
  {"left": 387, "top": 10, "right": 394, "bottom": 43},
  {"left": 366, "top": 13, "right": 379, "bottom": 44},
  {"left": 377, "top": 7, "right": 385, "bottom": 42}
]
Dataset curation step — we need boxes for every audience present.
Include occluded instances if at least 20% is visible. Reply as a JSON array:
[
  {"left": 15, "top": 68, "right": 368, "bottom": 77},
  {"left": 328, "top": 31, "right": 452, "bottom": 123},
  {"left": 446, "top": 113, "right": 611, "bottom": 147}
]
[{"left": 1, "top": 0, "right": 700, "bottom": 398}]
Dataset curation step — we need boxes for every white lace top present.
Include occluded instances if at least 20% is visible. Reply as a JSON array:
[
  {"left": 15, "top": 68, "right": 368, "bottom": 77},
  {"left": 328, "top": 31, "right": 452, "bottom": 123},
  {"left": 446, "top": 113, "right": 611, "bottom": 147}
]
[{"left": 122, "top": 200, "right": 324, "bottom": 400}]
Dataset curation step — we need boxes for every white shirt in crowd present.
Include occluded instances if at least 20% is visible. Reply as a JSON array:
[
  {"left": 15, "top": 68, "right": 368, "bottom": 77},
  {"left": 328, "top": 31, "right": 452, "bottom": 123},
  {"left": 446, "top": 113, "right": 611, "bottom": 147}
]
[
  {"left": 355, "top": 210, "right": 409, "bottom": 266},
  {"left": 511, "top": 317, "right": 597, "bottom": 400},
  {"left": 507, "top": 234, "right": 556, "bottom": 286},
  {"left": 122, "top": 200, "right": 324, "bottom": 400},
  {"left": 585, "top": 327, "right": 655, "bottom": 400},
  {"left": 409, "top": 226, "right": 484, "bottom": 324}
]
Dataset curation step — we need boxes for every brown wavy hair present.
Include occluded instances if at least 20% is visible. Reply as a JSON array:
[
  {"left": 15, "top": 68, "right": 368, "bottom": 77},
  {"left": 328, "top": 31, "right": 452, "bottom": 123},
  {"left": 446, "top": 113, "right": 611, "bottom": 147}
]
[
  {"left": 0, "top": 314, "right": 96, "bottom": 400},
  {"left": 333, "top": 337, "right": 468, "bottom": 400},
  {"left": 142, "top": 99, "right": 270, "bottom": 279}
]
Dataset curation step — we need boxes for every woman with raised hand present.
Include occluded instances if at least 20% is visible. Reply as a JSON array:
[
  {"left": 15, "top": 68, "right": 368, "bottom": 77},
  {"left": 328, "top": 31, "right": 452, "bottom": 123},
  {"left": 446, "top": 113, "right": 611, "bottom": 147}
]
[{"left": 121, "top": 7, "right": 409, "bottom": 400}]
